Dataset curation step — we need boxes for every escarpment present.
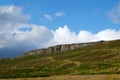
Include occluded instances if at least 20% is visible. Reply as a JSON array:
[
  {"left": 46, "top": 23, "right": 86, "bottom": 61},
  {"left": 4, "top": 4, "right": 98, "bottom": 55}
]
[{"left": 19, "top": 41, "right": 104, "bottom": 57}]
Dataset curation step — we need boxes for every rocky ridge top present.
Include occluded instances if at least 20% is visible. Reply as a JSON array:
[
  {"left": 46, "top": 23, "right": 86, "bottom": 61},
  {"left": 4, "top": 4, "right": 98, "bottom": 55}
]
[{"left": 20, "top": 41, "right": 104, "bottom": 57}]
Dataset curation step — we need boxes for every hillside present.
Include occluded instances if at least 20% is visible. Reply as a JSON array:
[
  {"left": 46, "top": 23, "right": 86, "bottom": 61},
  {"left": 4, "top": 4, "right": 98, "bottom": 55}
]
[
  {"left": 0, "top": 40, "right": 120, "bottom": 78},
  {"left": 19, "top": 41, "right": 103, "bottom": 57}
]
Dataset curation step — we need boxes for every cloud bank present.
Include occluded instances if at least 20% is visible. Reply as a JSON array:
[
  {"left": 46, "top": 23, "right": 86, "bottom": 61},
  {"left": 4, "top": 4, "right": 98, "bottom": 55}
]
[{"left": 0, "top": 5, "right": 120, "bottom": 58}]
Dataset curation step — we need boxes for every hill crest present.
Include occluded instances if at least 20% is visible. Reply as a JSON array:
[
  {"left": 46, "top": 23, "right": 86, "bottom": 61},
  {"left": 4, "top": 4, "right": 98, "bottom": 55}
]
[{"left": 20, "top": 40, "right": 105, "bottom": 57}]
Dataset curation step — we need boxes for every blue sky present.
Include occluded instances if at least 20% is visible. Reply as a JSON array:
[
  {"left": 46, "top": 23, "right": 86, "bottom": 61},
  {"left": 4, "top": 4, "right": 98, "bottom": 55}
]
[
  {"left": 0, "top": 0, "right": 120, "bottom": 58},
  {"left": 0, "top": 0, "right": 119, "bottom": 32}
]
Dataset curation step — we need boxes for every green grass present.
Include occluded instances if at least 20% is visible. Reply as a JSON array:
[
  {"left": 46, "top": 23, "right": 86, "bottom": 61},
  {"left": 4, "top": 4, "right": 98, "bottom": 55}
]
[{"left": 0, "top": 40, "right": 120, "bottom": 79}]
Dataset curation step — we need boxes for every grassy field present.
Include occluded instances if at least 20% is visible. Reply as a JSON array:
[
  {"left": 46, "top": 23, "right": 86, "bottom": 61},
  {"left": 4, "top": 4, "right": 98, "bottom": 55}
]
[
  {"left": 0, "top": 40, "right": 120, "bottom": 79},
  {"left": 1, "top": 75, "right": 120, "bottom": 80}
]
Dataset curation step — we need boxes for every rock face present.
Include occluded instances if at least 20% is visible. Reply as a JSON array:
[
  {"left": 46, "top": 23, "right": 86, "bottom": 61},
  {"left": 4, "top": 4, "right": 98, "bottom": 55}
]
[{"left": 19, "top": 41, "right": 104, "bottom": 57}]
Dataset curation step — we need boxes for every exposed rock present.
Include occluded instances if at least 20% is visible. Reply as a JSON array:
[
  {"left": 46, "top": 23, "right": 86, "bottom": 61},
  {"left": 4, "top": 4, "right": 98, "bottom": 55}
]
[{"left": 19, "top": 41, "right": 104, "bottom": 57}]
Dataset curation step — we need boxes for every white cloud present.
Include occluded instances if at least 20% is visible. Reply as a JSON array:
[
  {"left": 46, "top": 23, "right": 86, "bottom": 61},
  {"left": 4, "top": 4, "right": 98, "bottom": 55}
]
[
  {"left": 0, "top": 24, "right": 53, "bottom": 58},
  {"left": 0, "top": 5, "right": 53, "bottom": 57},
  {"left": 48, "top": 25, "right": 120, "bottom": 47},
  {"left": 50, "top": 25, "right": 77, "bottom": 45},
  {"left": 0, "top": 5, "right": 30, "bottom": 31},
  {"left": 43, "top": 11, "right": 65, "bottom": 22},
  {"left": 14, "top": 25, "right": 53, "bottom": 47},
  {"left": 54, "top": 12, "right": 65, "bottom": 17},
  {"left": 0, "top": 5, "right": 30, "bottom": 23},
  {"left": 43, "top": 14, "right": 53, "bottom": 21},
  {"left": 77, "top": 30, "right": 95, "bottom": 42},
  {"left": 95, "top": 29, "right": 120, "bottom": 40},
  {"left": 51, "top": 25, "right": 120, "bottom": 45},
  {"left": 0, "top": 5, "right": 30, "bottom": 49},
  {"left": 107, "top": 3, "right": 120, "bottom": 24}
]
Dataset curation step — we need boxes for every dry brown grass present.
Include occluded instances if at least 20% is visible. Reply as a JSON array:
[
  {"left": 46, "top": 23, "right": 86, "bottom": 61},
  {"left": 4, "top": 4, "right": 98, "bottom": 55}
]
[{"left": 1, "top": 74, "right": 120, "bottom": 80}]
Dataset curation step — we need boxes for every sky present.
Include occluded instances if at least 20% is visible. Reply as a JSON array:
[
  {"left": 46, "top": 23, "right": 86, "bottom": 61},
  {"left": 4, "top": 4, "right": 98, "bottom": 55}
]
[{"left": 0, "top": 0, "right": 120, "bottom": 58}]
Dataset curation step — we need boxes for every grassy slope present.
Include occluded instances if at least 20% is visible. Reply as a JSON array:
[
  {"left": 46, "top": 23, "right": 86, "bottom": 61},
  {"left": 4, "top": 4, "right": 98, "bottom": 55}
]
[{"left": 0, "top": 40, "right": 120, "bottom": 78}]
